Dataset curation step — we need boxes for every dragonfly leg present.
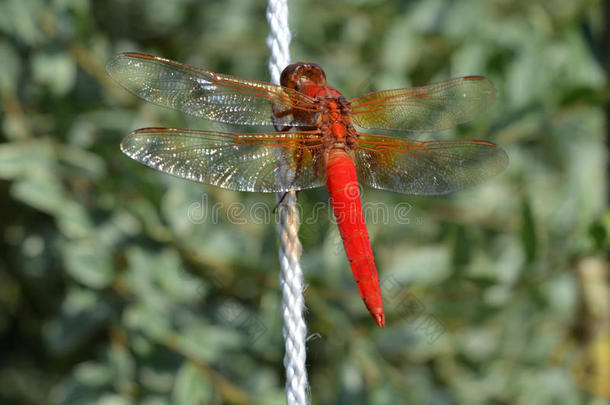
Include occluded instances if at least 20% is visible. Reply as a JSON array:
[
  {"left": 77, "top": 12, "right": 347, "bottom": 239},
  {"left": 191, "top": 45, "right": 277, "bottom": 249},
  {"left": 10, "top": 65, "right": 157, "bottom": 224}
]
[{"left": 273, "top": 190, "right": 300, "bottom": 213}]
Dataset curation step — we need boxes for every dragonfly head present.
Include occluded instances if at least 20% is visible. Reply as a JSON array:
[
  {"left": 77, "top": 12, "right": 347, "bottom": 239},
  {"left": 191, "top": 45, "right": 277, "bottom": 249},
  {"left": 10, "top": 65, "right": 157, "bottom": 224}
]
[{"left": 280, "top": 62, "right": 327, "bottom": 90}]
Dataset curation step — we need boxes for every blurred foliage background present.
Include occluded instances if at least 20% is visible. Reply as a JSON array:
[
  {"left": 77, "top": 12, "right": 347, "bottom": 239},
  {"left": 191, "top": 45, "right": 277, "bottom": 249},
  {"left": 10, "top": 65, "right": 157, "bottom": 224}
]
[{"left": 1, "top": 0, "right": 609, "bottom": 404}]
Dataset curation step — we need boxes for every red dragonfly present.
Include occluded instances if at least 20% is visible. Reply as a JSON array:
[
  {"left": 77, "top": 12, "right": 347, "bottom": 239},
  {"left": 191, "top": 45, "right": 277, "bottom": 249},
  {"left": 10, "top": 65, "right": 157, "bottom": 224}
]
[{"left": 107, "top": 52, "right": 508, "bottom": 328}]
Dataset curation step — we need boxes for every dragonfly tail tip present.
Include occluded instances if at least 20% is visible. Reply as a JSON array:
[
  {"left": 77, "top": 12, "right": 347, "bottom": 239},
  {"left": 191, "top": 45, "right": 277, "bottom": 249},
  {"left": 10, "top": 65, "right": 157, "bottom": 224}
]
[{"left": 373, "top": 313, "right": 385, "bottom": 328}]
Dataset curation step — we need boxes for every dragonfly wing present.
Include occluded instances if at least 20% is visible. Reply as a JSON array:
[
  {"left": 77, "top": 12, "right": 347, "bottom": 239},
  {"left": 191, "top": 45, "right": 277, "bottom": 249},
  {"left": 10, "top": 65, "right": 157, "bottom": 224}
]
[
  {"left": 355, "top": 134, "right": 508, "bottom": 195},
  {"left": 350, "top": 76, "right": 496, "bottom": 132},
  {"left": 106, "top": 52, "right": 318, "bottom": 127},
  {"left": 121, "top": 128, "right": 326, "bottom": 192}
]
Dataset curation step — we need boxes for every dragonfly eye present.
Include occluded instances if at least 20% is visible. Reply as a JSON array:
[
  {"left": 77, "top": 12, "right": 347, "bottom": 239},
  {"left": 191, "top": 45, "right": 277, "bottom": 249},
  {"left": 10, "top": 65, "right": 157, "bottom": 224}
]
[
  {"left": 304, "top": 64, "right": 326, "bottom": 86},
  {"left": 280, "top": 62, "right": 327, "bottom": 89}
]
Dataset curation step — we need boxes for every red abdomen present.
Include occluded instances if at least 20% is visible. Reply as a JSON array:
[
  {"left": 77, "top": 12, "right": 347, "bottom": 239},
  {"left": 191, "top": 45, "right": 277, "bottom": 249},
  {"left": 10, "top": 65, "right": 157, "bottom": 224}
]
[{"left": 326, "top": 148, "right": 385, "bottom": 327}]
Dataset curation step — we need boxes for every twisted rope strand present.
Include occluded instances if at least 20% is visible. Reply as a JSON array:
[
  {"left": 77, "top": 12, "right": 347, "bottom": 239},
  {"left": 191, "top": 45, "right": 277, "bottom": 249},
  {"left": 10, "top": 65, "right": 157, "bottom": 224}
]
[
  {"left": 266, "top": 0, "right": 291, "bottom": 83},
  {"left": 266, "top": 1, "right": 309, "bottom": 404}
]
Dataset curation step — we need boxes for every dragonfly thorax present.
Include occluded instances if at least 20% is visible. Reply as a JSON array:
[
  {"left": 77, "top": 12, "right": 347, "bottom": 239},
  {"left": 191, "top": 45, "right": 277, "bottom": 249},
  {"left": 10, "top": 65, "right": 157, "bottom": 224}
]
[{"left": 315, "top": 95, "right": 358, "bottom": 151}]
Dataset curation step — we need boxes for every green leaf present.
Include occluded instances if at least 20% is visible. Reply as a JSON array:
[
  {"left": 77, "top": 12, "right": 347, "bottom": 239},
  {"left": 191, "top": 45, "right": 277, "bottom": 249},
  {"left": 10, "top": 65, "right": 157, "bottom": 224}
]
[
  {"left": 0, "top": 40, "right": 20, "bottom": 93},
  {"left": 107, "top": 345, "right": 136, "bottom": 394},
  {"left": 12, "top": 174, "right": 66, "bottom": 215},
  {"left": 56, "top": 200, "right": 95, "bottom": 238},
  {"left": 31, "top": 51, "right": 77, "bottom": 96},
  {"left": 172, "top": 362, "right": 212, "bottom": 405},
  {"left": 520, "top": 199, "right": 537, "bottom": 263},
  {"left": 123, "top": 304, "right": 172, "bottom": 340},
  {"left": 124, "top": 247, "right": 206, "bottom": 304},
  {"left": 97, "top": 394, "right": 133, "bottom": 405},
  {"left": 386, "top": 245, "right": 450, "bottom": 286},
  {"left": 0, "top": 0, "right": 45, "bottom": 45},
  {"left": 43, "top": 287, "right": 112, "bottom": 355},
  {"left": 62, "top": 240, "right": 114, "bottom": 288},
  {"left": 0, "top": 143, "right": 26, "bottom": 179},
  {"left": 74, "top": 362, "right": 112, "bottom": 388},
  {"left": 177, "top": 324, "right": 243, "bottom": 363}
]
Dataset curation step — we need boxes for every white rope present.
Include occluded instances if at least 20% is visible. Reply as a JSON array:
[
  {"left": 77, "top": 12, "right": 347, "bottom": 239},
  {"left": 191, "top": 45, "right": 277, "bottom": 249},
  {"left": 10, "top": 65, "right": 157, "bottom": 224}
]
[
  {"left": 266, "top": 0, "right": 291, "bottom": 83},
  {"left": 266, "top": 1, "right": 309, "bottom": 404}
]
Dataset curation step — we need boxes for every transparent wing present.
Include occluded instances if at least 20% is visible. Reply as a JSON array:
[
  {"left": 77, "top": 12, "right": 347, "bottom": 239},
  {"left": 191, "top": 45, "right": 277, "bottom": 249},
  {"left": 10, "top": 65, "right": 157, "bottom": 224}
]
[
  {"left": 120, "top": 128, "right": 326, "bottom": 192},
  {"left": 106, "top": 52, "right": 318, "bottom": 127},
  {"left": 355, "top": 134, "right": 508, "bottom": 195},
  {"left": 350, "top": 76, "right": 497, "bottom": 132}
]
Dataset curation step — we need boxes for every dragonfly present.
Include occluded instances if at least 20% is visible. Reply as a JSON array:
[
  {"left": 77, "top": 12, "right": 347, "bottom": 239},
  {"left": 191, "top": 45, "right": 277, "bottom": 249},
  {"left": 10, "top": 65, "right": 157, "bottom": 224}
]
[{"left": 107, "top": 52, "right": 508, "bottom": 328}]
